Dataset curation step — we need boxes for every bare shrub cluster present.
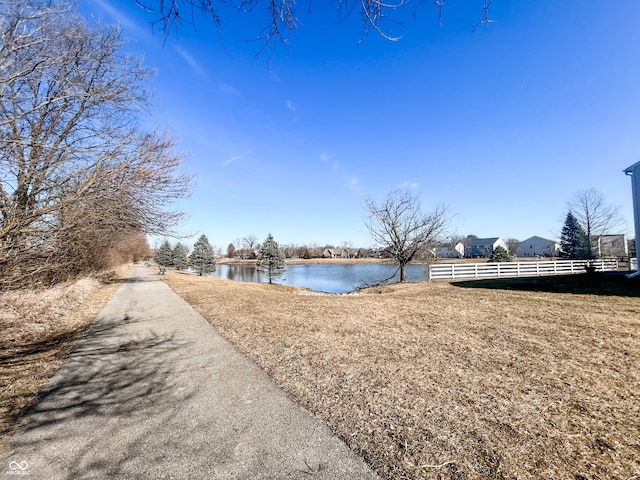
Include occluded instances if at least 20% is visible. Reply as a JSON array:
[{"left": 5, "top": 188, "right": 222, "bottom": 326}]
[{"left": 0, "top": 2, "right": 191, "bottom": 289}]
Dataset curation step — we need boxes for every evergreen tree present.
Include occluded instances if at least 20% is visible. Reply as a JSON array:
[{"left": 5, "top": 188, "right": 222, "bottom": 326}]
[
  {"left": 154, "top": 240, "right": 173, "bottom": 266},
  {"left": 172, "top": 243, "right": 189, "bottom": 270},
  {"left": 189, "top": 234, "right": 216, "bottom": 275},
  {"left": 560, "top": 212, "right": 590, "bottom": 259},
  {"left": 257, "top": 233, "right": 286, "bottom": 284},
  {"left": 490, "top": 245, "right": 513, "bottom": 262}
]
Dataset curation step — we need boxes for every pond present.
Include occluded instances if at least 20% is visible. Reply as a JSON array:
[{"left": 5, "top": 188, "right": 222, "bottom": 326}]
[{"left": 210, "top": 263, "right": 427, "bottom": 293}]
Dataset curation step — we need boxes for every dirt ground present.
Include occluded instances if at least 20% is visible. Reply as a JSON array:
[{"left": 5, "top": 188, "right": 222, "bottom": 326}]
[{"left": 162, "top": 270, "right": 640, "bottom": 480}]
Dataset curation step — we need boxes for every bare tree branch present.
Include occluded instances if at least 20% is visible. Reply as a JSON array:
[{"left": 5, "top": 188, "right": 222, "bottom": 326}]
[
  {"left": 364, "top": 188, "right": 449, "bottom": 282},
  {"left": 567, "top": 188, "right": 624, "bottom": 259},
  {"left": 132, "top": 0, "right": 495, "bottom": 53},
  {"left": 0, "top": 2, "right": 192, "bottom": 288}
]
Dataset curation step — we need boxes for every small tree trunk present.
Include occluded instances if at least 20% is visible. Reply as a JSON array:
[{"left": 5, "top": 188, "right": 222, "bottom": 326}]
[{"left": 400, "top": 264, "right": 407, "bottom": 282}]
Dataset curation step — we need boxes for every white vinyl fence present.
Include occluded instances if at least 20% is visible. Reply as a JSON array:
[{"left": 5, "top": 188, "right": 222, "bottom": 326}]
[{"left": 427, "top": 259, "right": 619, "bottom": 281}]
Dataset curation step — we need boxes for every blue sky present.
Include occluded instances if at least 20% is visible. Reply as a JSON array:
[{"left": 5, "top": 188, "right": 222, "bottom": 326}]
[{"left": 80, "top": 1, "right": 640, "bottom": 250}]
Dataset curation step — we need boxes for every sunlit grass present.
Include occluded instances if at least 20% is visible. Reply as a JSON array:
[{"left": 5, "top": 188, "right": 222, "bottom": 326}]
[{"left": 163, "top": 269, "right": 640, "bottom": 480}]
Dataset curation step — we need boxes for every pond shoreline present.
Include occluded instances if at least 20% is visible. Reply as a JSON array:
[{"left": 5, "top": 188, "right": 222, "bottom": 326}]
[
  {"left": 216, "top": 257, "right": 507, "bottom": 266},
  {"left": 210, "top": 262, "right": 428, "bottom": 294}
]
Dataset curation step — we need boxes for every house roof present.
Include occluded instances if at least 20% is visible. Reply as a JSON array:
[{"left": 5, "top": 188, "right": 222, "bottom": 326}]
[
  {"left": 520, "top": 235, "right": 559, "bottom": 244},
  {"left": 591, "top": 234, "right": 626, "bottom": 239},
  {"left": 471, "top": 237, "right": 501, "bottom": 244},
  {"left": 437, "top": 242, "right": 462, "bottom": 249},
  {"left": 624, "top": 161, "right": 640, "bottom": 174}
]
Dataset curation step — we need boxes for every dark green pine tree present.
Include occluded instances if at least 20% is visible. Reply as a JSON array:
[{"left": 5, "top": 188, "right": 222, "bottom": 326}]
[
  {"left": 172, "top": 243, "right": 189, "bottom": 270},
  {"left": 189, "top": 234, "right": 216, "bottom": 275},
  {"left": 257, "top": 233, "right": 286, "bottom": 284},
  {"left": 490, "top": 245, "right": 513, "bottom": 262},
  {"left": 154, "top": 240, "right": 173, "bottom": 266},
  {"left": 560, "top": 212, "right": 590, "bottom": 259}
]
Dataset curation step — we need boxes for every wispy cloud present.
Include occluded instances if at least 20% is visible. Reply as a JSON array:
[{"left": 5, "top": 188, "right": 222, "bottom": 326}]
[
  {"left": 174, "top": 46, "right": 206, "bottom": 77},
  {"left": 319, "top": 153, "right": 330, "bottom": 162},
  {"left": 269, "top": 70, "right": 281, "bottom": 82},
  {"left": 347, "top": 177, "right": 362, "bottom": 193},
  {"left": 219, "top": 83, "right": 240, "bottom": 96},
  {"left": 398, "top": 181, "right": 420, "bottom": 189},
  {"left": 286, "top": 100, "right": 297, "bottom": 112},
  {"left": 220, "top": 150, "right": 253, "bottom": 168},
  {"left": 91, "top": 0, "right": 150, "bottom": 40}
]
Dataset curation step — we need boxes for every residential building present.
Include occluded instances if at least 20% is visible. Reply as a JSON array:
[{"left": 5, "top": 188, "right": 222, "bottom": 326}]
[
  {"left": 516, "top": 236, "right": 561, "bottom": 258},
  {"left": 436, "top": 242, "right": 465, "bottom": 258},
  {"left": 466, "top": 237, "right": 508, "bottom": 258},
  {"left": 591, "top": 234, "right": 628, "bottom": 258}
]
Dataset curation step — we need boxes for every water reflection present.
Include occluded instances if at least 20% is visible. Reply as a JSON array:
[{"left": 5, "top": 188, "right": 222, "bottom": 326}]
[
  {"left": 224, "top": 264, "right": 262, "bottom": 283},
  {"left": 211, "top": 263, "right": 427, "bottom": 294}
]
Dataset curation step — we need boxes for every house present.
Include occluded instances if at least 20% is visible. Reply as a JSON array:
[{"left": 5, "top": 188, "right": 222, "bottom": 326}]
[
  {"left": 322, "top": 248, "right": 339, "bottom": 258},
  {"left": 322, "top": 248, "right": 361, "bottom": 259},
  {"left": 591, "top": 234, "right": 628, "bottom": 258},
  {"left": 516, "top": 236, "right": 561, "bottom": 258},
  {"left": 466, "top": 237, "right": 508, "bottom": 258},
  {"left": 436, "top": 242, "right": 464, "bottom": 258},
  {"left": 234, "top": 248, "right": 259, "bottom": 260},
  {"left": 624, "top": 161, "right": 640, "bottom": 276}
]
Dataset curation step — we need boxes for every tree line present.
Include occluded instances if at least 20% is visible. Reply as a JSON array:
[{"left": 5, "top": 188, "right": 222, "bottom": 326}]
[
  {"left": 155, "top": 233, "right": 286, "bottom": 284},
  {"left": 152, "top": 185, "right": 627, "bottom": 288},
  {"left": 0, "top": 2, "right": 191, "bottom": 289},
  {"left": 1, "top": 2, "right": 627, "bottom": 290}
]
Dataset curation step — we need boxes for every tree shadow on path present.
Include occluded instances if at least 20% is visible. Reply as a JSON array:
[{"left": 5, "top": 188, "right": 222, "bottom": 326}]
[{"left": 3, "top": 311, "right": 196, "bottom": 479}]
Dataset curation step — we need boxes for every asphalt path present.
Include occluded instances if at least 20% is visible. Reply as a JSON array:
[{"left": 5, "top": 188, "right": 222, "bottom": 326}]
[{"left": 2, "top": 265, "right": 379, "bottom": 479}]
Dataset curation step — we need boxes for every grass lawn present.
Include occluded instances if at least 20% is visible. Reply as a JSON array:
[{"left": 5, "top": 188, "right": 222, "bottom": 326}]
[{"left": 163, "top": 270, "right": 640, "bottom": 480}]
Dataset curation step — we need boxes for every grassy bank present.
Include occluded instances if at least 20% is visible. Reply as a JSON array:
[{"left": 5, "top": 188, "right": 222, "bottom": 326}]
[
  {"left": 0, "top": 266, "right": 129, "bottom": 454},
  {"left": 162, "top": 270, "right": 640, "bottom": 480}
]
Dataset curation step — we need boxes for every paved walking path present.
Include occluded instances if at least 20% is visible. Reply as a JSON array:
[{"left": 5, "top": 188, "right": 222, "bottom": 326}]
[{"left": 2, "top": 265, "right": 379, "bottom": 479}]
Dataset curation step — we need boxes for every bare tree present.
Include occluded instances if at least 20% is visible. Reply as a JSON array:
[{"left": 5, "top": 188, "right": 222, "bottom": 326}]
[
  {"left": 505, "top": 238, "right": 521, "bottom": 256},
  {"left": 243, "top": 234, "right": 258, "bottom": 249},
  {"left": 364, "top": 188, "right": 449, "bottom": 283},
  {"left": 134, "top": 0, "right": 495, "bottom": 51},
  {"left": 568, "top": 189, "right": 624, "bottom": 258},
  {"left": 0, "top": 2, "right": 192, "bottom": 288}
]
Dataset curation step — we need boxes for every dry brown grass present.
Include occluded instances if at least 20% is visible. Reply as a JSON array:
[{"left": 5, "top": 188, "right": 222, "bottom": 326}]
[
  {"left": 162, "top": 270, "right": 640, "bottom": 480},
  {"left": 0, "top": 265, "right": 130, "bottom": 454}
]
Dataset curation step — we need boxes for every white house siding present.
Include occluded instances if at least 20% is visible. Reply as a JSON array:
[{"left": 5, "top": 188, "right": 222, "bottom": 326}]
[
  {"left": 516, "top": 236, "right": 560, "bottom": 258},
  {"left": 436, "top": 242, "right": 464, "bottom": 258},
  {"left": 467, "top": 238, "right": 507, "bottom": 258},
  {"left": 591, "top": 235, "right": 628, "bottom": 258}
]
